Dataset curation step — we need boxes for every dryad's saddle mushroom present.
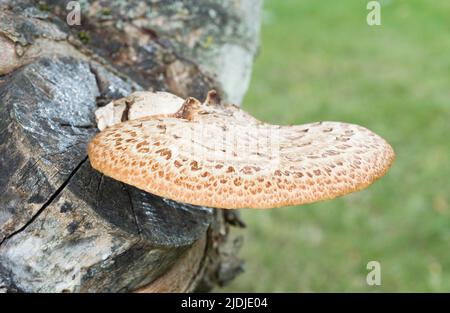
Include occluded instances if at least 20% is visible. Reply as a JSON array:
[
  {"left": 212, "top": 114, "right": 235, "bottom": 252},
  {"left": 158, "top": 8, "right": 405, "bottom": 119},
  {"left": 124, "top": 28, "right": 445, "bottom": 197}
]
[{"left": 88, "top": 91, "right": 395, "bottom": 209}]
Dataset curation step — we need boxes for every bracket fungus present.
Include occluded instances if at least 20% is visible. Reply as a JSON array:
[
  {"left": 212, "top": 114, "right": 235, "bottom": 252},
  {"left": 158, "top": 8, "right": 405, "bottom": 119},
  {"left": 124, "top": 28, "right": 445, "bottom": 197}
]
[{"left": 88, "top": 90, "right": 395, "bottom": 209}]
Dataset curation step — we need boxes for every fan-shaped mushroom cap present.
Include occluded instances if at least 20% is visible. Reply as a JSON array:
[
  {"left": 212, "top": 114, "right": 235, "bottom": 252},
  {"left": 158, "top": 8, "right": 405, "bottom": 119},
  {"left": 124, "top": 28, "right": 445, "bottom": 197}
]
[{"left": 88, "top": 91, "right": 395, "bottom": 209}]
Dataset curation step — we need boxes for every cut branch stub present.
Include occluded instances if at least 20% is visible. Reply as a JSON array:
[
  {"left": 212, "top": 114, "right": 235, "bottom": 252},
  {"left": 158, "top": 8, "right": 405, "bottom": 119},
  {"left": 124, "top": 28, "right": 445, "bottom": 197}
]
[{"left": 88, "top": 91, "right": 395, "bottom": 209}]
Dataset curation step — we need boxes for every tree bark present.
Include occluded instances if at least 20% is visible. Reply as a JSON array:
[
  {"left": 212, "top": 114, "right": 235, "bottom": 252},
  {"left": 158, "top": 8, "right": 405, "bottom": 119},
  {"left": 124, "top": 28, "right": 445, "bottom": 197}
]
[{"left": 0, "top": 0, "right": 260, "bottom": 292}]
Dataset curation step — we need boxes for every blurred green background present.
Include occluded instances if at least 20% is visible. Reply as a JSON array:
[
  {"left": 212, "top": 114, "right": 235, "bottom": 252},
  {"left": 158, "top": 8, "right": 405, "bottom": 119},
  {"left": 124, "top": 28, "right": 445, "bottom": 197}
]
[{"left": 224, "top": 0, "right": 450, "bottom": 292}]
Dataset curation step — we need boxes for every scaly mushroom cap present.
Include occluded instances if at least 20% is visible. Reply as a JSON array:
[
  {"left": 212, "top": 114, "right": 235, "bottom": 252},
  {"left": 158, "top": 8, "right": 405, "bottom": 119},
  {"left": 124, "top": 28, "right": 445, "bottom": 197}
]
[{"left": 88, "top": 92, "right": 395, "bottom": 209}]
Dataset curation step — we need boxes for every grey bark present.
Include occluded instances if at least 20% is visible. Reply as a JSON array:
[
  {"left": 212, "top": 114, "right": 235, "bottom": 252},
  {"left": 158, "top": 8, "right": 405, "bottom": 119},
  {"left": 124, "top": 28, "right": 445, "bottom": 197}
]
[{"left": 0, "top": 0, "right": 260, "bottom": 292}]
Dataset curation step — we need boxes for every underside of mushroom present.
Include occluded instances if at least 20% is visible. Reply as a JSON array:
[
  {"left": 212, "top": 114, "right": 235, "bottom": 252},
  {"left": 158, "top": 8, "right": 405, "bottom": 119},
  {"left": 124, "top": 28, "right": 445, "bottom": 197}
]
[{"left": 88, "top": 91, "right": 395, "bottom": 209}]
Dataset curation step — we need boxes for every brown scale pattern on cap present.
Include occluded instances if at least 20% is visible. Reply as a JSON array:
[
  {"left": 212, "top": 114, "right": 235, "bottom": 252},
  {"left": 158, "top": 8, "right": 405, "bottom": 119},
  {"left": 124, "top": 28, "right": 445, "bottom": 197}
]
[{"left": 88, "top": 93, "right": 395, "bottom": 209}]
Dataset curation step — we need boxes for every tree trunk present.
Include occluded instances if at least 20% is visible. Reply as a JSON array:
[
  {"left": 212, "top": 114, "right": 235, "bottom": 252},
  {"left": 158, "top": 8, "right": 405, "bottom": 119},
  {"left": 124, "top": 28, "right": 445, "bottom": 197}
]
[{"left": 0, "top": 0, "right": 260, "bottom": 293}]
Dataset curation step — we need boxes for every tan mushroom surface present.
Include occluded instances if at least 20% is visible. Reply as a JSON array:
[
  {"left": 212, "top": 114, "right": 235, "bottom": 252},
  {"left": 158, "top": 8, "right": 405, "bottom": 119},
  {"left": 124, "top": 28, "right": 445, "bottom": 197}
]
[{"left": 88, "top": 91, "right": 395, "bottom": 209}]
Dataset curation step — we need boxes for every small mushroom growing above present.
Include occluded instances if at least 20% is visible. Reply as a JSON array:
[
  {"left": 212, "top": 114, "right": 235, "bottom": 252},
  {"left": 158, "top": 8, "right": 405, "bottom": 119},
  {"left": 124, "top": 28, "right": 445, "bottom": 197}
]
[
  {"left": 88, "top": 90, "right": 395, "bottom": 209},
  {"left": 95, "top": 91, "right": 185, "bottom": 131}
]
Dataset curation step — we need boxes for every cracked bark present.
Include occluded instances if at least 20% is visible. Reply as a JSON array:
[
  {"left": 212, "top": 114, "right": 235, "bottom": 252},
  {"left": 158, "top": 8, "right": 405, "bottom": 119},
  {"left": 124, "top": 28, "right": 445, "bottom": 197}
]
[{"left": 0, "top": 0, "right": 259, "bottom": 293}]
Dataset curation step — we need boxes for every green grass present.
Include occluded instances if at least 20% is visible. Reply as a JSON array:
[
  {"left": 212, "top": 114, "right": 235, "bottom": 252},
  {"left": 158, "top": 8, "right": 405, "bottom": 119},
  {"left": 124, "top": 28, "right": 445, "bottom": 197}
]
[{"left": 223, "top": 0, "right": 450, "bottom": 292}]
